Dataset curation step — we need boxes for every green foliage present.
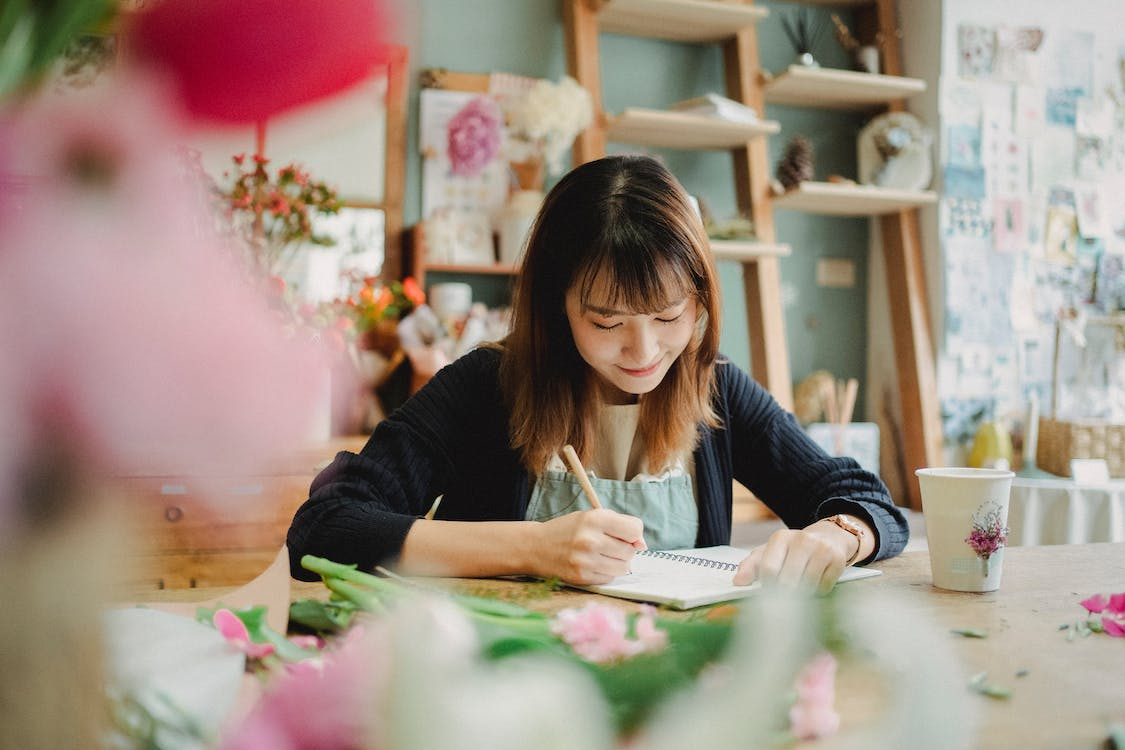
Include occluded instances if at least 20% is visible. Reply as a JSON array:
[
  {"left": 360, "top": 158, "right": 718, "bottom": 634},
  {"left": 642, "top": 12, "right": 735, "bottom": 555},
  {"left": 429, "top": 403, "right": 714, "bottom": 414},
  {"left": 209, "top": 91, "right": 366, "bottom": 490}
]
[
  {"left": 300, "top": 554, "right": 741, "bottom": 736},
  {"left": 0, "top": 0, "right": 116, "bottom": 100}
]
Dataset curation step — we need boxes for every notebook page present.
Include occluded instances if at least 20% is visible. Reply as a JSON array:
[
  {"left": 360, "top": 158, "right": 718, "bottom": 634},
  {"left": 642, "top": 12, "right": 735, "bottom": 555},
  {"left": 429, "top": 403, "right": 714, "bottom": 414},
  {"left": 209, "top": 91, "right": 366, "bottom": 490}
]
[{"left": 577, "top": 545, "right": 882, "bottom": 609}]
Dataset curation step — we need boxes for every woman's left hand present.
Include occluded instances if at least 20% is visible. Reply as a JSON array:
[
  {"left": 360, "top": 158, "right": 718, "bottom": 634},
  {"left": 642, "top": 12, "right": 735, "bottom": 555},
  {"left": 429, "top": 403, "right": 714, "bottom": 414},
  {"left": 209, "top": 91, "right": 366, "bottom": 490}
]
[{"left": 732, "top": 519, "right": 867, "bottom": 594}]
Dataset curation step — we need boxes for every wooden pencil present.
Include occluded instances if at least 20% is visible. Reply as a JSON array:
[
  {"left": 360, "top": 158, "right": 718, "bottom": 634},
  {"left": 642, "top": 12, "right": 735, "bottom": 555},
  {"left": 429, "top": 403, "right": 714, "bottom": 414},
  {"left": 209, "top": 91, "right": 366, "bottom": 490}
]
[{"left": 561, "top": 444, "right": 604, "bottom": 510}]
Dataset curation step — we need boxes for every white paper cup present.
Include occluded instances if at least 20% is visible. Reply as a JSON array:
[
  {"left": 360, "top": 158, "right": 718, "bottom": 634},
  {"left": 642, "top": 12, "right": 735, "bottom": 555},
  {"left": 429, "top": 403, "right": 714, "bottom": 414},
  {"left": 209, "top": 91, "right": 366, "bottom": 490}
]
[{"left": 916, "top": 467, "right": 1014, "bottom": 592}]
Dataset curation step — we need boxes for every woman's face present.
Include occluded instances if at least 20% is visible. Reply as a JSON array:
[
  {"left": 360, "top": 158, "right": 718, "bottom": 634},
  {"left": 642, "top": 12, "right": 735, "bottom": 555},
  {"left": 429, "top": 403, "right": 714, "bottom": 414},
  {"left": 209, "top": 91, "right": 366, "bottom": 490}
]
[{"left": 565, "top": 283, "right": 698, "bottom": 404}]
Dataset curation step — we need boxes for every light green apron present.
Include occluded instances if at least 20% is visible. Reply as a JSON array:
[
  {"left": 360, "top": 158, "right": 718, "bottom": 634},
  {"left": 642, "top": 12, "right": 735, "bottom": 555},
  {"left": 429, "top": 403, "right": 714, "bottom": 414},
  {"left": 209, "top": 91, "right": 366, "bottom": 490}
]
[{"left": 525, "top": 469, "right": 699, "bottom": 550}]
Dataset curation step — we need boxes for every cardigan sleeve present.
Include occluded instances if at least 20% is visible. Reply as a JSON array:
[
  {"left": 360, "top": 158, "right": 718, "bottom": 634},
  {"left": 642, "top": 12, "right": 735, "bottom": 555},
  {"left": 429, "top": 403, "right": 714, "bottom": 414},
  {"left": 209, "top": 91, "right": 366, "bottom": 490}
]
[
  {"left": 286, "top": 347, "right": 512, "bottom": 580},
  {"left": 716, "top": 361, "right": 909, "bottom": 562}
]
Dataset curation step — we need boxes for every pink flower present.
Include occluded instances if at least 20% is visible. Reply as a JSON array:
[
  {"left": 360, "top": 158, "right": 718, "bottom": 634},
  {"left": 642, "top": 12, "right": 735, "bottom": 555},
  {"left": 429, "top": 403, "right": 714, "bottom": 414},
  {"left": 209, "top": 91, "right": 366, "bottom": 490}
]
[
  {"left": 1080, "top": 592, "right": 1125, "bottom": 638},
  {"left": 550, "top": 603, "right": 667, "bottom": 663},
  {"left": 446, "top": 96, "right": 503, "bottom": 177},
  {"left": 1081, "top": 594, "right": 1110, "bottom": 614},
  {"left": 0, "top": 74, "right": 326, "bottom": 537},
  {"left": 219, "top": 625, "right": 387, "bottom": 750},
  {"left": 788, "top": 652, "right": 841, "bottom": 741},
  {"left": 964, "top": 503, "right": 1008, "bottom": 560},
  {"left": 213, "top": 609, "right": 276, "bottom": 660},
  {"left": 125, "top": 0, "right": 392, "bottom": 123}
]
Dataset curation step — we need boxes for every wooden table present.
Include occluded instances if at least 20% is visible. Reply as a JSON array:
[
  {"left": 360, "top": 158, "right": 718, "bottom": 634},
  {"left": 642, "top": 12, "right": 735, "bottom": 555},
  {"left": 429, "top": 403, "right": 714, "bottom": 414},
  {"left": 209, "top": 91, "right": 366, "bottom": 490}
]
[
  {"left": 132, "top": 544, "right": 1125, "bottom": 748},
  {"left": 858, "top": 544, "right": 1124, "bottom": 749}
]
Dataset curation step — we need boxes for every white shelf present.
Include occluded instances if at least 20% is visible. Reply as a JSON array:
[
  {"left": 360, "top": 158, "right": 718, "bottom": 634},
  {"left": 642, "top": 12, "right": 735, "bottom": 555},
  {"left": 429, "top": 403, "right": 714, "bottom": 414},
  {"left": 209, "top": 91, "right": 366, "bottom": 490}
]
[
  {"left": 764, "top": 65, "right": 926, "bottom": 110},
  {"left": 598, "top": 0, "right": 768, "bottom": 43},
  {"left": 709, "top": 240, "right": 791, "bottom": 261},
  {"left": 771, "top": 181, "right": 937, "bottom": 216},
  {"left": 606, "top": 107, "right": 779, "bottom": 149}
]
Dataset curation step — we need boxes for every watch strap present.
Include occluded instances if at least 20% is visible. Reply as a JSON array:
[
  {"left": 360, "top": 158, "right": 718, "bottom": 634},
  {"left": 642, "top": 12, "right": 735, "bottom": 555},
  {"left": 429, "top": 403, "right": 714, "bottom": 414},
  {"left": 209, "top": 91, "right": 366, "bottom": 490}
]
[{"left": 824, "top": 514, "right": 865, "bottom": 566}]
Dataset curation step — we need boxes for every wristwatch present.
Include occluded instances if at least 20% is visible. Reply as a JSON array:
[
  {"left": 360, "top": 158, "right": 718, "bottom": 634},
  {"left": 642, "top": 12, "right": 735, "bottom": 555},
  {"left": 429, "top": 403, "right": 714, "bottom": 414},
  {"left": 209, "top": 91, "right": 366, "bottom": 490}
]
[{"left": 824, "top": 514, "right": 865, "bottom": 566}]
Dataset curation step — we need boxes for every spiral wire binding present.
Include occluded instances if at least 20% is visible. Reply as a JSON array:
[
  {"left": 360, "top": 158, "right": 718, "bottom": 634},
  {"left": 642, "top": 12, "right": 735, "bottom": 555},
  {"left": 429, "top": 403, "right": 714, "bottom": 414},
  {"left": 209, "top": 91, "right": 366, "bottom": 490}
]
[{"left": 638, "top": 550, "right": 739, "bottom": 572}]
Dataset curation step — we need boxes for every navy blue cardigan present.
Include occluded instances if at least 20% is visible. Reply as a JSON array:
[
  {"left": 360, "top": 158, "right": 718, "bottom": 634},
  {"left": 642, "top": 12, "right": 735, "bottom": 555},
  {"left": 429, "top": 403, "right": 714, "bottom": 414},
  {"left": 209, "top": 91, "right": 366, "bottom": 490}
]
[{"left": 287, "top": 347, "right": 908, "bottom": 580}]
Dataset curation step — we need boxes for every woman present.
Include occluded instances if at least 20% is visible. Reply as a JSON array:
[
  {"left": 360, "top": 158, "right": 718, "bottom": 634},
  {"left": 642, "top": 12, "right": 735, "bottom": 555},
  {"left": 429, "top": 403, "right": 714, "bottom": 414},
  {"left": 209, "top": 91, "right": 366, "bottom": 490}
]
[{"left": 288, "top": 155, "right": 908, "bottom": 592}]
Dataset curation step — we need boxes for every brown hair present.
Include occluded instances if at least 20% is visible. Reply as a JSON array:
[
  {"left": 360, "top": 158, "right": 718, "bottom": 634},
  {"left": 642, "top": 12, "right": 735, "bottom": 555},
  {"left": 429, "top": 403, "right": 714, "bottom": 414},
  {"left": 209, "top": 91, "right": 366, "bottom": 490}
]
[{"left": 498, "top": 155, "right": 721, "bottom": 473}]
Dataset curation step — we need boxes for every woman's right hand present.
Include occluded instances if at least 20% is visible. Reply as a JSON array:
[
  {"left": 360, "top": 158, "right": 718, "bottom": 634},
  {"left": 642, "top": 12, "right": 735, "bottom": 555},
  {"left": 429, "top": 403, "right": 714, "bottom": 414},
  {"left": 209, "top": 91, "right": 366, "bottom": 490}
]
[{"left": 535, "top": 509, "right": 646, "bottom": 584}]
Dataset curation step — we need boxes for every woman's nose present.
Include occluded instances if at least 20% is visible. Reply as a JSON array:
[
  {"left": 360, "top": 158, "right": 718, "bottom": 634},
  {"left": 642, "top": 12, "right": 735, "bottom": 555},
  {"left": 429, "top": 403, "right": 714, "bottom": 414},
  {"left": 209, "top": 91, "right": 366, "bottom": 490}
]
[{"left": 624, "top": 323, "right": 658, "bottom": 363}]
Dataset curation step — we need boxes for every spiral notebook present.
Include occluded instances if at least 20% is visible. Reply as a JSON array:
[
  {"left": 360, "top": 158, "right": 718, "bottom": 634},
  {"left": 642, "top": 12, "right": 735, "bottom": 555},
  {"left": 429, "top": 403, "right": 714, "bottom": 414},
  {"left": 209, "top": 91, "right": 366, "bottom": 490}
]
[{"left": 573, "top": 545, "right": 882, "bottom": 610}]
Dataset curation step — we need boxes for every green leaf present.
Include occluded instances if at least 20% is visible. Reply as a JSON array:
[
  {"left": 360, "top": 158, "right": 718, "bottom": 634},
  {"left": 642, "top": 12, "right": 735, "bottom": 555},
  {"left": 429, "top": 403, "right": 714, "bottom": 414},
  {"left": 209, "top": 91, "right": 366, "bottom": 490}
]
[
  {"left": 950, "top": 628, "right": 988, "bottom": 638},
  {"left": 450, "top": 592, "right": 543, "bottom": 619},
  {"left": 968, "top": 672, "right": 1011, "bottom": 699},
  {"left": 288, "top": 598, "right": 359, "bottom": 634},
  {"left": 586, "top": 618, "right": 735, "bottom": 734}
]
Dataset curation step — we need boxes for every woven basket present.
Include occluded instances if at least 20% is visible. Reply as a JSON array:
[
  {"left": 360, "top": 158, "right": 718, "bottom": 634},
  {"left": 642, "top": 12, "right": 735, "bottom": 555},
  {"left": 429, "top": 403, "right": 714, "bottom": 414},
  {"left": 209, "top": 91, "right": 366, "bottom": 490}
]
[
  {"left": 1036, "top": 313, "right": 1125, "bottom": 478},
  {"left": 1037, "top": 417, "right": 1125, "bottom": 478}
]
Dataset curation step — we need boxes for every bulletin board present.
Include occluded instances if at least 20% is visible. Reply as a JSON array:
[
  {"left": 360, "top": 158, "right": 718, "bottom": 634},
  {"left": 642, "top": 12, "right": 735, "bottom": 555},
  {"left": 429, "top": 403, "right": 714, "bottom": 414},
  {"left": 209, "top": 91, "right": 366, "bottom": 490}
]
[{"left": 937, "top": 13, "right": 1125, "bottom": 447}]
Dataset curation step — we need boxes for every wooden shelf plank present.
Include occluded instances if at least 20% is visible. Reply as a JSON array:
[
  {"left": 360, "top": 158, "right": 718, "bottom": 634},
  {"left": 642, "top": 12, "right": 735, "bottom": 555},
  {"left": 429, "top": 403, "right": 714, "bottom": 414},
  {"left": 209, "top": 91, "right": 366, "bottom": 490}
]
[
  {"left": 764, "top": 65, "right": 926, "bottom": 109},
  {"left": 771, "top": 181, "right": 936, "bottom": 216},
  {"left": 598, "top": 0, "right": 768, "bottom": 42},
  {"left": 606, "top": 107, "right": 779, "bottom": 149},
  {"left": 786, "top": 0, "right": 871, "bottom": 6},
  {"left": 709, "top": 239, "right": 791, "bottom": 261}
]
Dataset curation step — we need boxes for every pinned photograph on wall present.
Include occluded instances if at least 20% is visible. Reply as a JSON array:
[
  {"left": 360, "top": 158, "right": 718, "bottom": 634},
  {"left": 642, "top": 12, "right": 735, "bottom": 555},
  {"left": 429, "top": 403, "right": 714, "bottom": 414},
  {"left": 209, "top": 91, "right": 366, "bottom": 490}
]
[
  {"left": 1044, "top": 30, "right": 1093, "bottom": 126},
  {"left": 993, "top": 26, "right": 1043, "bottom": 85},
  {"left": 418, "top": 88, "right": 508, "bottom": 220},
  {"left": 942, "top": 197, "right": 991, "bottom": 239},
  {"left": 1043, "top": 204, "right": 1078, "bottom": 265},
  {"left": 1013, "top": 84, "right": 1045, "bottom": 139},
  {"left": 1094, "top": 252, "right": 1125, "bottom": 312},
  {"left": 943, "top": 122, "right": 986, "bottom": 200},
  {"left": 1074, "top": 98, "right": 1113, "bottom": 180},
  {"left": 957, "top": 24, "right": 996, "bottom": 80},
  {"left": 943, "top": 237, "right": 996, "bottom": 347},
  {"left": 1073, "top": 184, "right": 1108, "bottom": 240},
  {"left": 987, "top": 133, "right": 1028, "bottom": 198},
  {"left": 993, "top": 197, "right": 1026, "bottom": 253},
  {"left": 1034, "top": 125, "right": 1077, "bottom": 188}
]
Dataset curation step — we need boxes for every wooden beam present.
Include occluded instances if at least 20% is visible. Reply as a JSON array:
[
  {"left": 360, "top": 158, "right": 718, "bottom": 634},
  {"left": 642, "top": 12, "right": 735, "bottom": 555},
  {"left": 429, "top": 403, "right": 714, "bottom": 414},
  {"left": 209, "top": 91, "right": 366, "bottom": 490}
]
[
  {"left": 381, "top": 45, "right": 409, "bottom": 282},
  {"left": 563, "top": 0, "right": 607, "bottom": 165},
  {"left": 724, "top": 27, "right": 794, "bottom": 410}
]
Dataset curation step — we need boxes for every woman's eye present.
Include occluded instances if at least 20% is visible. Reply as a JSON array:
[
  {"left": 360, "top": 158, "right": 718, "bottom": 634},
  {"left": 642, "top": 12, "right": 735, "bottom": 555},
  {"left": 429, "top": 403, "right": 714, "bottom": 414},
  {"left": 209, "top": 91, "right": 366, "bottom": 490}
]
[
  {"left": 656, "top": 313, "right": 684, "bottom": 324},
  {"left": 593, "top": 321, "right": 621, "bottom": 331}
]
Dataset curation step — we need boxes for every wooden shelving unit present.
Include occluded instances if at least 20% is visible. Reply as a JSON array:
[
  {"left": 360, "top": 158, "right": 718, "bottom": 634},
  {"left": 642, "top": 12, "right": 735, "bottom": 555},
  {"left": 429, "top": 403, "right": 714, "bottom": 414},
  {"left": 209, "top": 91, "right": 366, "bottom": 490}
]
[
  {"left": 565, "top": 0, "right": 796, "bottom": 410},
  {"left": 772, "top": 181, "right": 936, "bottom": 216},
  {"left": 763, "top": 65, "right": 926, "bottom": 110},
  {"left": 771, "top": 0, "right": 943, "bottom": 509}
]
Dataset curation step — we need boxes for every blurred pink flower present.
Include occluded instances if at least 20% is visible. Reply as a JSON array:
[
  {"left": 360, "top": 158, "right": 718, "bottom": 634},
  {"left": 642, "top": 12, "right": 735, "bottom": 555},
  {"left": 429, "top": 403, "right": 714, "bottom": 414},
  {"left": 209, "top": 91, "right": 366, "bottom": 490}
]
[
  {"left": 214, "top": 609, "right": 276, "bottom": 660},
  {"left": 125, "top": 0, "right": 391, "bottom": 124},
  {"left": 219, "top": 625, "right": 387, "bottom": 750},
  {"left": 1080, "top": 592, "right": 1125, "bottom": 637},
  {"left": 0, "top": 72, "right": 326, "bottom": 536},
  {"left": 788, "top": 652, "right": 840, "bottom": 741},
  {"left": 446, "top": 96, "right": 503, "bottom": 177},
  {"left": 550, "top": 602, "right": 667, "bottom": 663}
]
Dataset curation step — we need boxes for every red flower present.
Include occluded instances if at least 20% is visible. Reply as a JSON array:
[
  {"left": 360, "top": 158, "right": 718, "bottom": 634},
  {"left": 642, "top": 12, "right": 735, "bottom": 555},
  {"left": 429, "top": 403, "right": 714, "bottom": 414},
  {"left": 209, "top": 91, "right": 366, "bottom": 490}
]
[
  {"left": 125, "top": 0, "right": 391, "bottom": 123},
  {"left": 402, "top": 276, "right": 426, "bottom": 307}
]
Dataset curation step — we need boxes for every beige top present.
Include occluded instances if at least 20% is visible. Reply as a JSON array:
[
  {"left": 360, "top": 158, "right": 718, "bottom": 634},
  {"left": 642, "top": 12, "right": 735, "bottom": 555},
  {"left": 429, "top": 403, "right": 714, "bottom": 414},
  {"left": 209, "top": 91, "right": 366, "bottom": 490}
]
[{"left": 545, "top": 403, "right": 694, "bottom": 484}]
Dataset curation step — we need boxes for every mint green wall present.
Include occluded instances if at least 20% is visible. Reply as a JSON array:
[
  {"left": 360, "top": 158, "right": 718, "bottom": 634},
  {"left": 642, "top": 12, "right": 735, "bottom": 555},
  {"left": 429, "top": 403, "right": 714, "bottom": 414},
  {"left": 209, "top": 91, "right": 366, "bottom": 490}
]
[{"left": 400, "top": 0, "right": 871, "bottom": 410}]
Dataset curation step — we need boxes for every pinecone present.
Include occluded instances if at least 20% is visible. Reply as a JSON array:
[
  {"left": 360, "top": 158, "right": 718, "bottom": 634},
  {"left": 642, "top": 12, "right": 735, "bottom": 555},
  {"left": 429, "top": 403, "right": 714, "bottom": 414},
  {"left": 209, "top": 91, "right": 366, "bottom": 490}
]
[{"left": 776, "top": 136, "right": 815, "bottom": 190}]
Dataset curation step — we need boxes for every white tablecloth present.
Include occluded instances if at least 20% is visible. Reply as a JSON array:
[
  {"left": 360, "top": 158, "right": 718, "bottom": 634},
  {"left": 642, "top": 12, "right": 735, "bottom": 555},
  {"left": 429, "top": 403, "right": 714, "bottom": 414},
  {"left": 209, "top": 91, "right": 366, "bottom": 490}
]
[{"left": 1008, "top": 478, "right": 1125, "bottom": 546}]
